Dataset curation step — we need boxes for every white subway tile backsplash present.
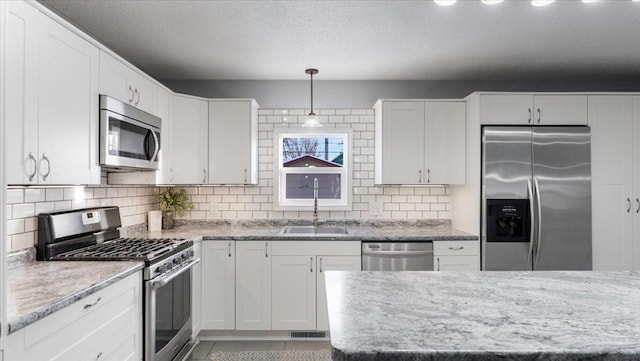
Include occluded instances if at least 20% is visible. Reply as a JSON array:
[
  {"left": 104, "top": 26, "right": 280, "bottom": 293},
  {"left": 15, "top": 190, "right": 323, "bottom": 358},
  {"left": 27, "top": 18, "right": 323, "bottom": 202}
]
[
  {"left": 45, "top": 188, "right": 64, "bottom": 201},
  {"left": 7, "top": 189, "right": 24, "bottom": 204},
  {"left": 12, "top": 203, "right": 35, "bottom": 219},
  {"left": 7, "top": 219, "right": 25, "bottom": 235}
]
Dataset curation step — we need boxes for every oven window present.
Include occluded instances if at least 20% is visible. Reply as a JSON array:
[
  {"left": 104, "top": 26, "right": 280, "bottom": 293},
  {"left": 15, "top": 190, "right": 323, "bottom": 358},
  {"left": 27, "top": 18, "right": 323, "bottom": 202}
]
[
  {"left": 108, "top": 116, "right": 158, "bottom": 160},
  {"left": 155, "top": 268, "right": 191, "bottom": 352}
]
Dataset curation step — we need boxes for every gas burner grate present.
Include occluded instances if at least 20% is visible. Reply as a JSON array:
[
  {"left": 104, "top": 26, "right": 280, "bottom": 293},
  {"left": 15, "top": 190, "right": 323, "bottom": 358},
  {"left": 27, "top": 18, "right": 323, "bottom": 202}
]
[{"left": 56, "top": 238, "right": 188, "bottom": 261}]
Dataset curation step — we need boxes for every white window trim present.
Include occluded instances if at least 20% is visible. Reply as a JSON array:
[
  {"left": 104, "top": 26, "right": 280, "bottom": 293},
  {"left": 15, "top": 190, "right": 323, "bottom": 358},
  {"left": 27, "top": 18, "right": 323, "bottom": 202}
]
[{"left": 273, "top": 127, "right": 353, "bottom": 211}]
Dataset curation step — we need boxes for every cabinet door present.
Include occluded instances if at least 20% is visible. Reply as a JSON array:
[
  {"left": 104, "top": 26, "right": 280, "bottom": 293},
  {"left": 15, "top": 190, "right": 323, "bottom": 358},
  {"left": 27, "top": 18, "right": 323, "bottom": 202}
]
[
  {"left": 235, "top": 241, "right": 271, "bottom": 330},
  {"left": 155, "top": 87, "right": 172, "bottom": 184},
  {"left": 480, "top": 94, "right": 533, "bottom": 124},
  {"left": 208, "top": 101, "right": 256, "bottom": 184},
  {"left": 633, "top": 97, "right": 640, "bottom": 271},
  {"left": 128, "top": 71, "right": 157, "bottom": 115},
  {"left": 435, "top": 255, "right": 480, "bottom": 271},
  {"left": 379, "top": 101, "right": 425, "bottom": 184},
  {"left": 272, "top": 255, "right": 316, "bottom": 330},
  {"left": 98, "top": 51, "right": 131, "bottom": 105},
  {"left": 589, "top": 96, "right": 633, "bottom": 270},
  {"left": 316, "top": 256, "right": 361, "bottom": 331},
  {"left": 425, "top": 102, "right": 466, "bottom": 185},
  {"left": 5, "top": 1, "right": 39, "bottom": 184},
  {"left": 192, "top": 241, "right": 202, "bottom": 336},
  {"left": 169, "top": 95, "right": 208, "bottom": 184},
  {"left": 37, "top": 14, "right": 100, "bottom": 185},
  {"left": 533, "top": 95, "right": 587, "bottom": 125},
  {"left": 201, "top": 240, "right": 235, "bottom": 330}
]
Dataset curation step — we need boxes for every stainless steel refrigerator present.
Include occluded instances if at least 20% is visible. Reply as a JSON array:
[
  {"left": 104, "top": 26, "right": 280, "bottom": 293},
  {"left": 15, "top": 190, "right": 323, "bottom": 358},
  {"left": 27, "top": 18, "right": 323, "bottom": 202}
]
[{"left": 482, "top": 126, "right": 592, "bottom": 271}]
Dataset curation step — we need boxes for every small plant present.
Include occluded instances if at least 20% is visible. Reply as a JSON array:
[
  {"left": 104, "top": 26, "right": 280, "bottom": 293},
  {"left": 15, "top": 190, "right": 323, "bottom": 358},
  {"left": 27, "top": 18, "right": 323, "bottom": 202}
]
[{"left": 158, "top": 188, "right": 194, "bottom": 217}]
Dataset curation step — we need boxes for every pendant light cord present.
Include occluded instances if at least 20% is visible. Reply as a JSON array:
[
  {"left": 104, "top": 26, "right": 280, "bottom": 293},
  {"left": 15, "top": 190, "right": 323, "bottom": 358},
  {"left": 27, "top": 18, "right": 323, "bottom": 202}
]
[{"left": 310, "top": 71, "right": 315, "bottom": 116}]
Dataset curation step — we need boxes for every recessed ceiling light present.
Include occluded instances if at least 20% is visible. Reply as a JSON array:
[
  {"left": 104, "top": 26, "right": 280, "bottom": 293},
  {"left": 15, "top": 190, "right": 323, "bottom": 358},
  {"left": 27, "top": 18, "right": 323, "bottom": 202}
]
[
  {"left": 481, "top": 0, "right": 504, "bottom": 4},
  {"left": 532, "top": 0, "right": 555, "bottom": 6},
  {"left": 434, "top": 0, "right": 457, "bottom": 6}
]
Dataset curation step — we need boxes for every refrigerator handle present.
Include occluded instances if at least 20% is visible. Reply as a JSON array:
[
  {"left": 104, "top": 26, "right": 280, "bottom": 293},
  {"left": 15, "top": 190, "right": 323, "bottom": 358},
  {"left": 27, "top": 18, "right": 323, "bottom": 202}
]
[
  {"left": 527, "top": 179, "right": 535, "bottom": 265},
  {"left": 534, "top": 177, "right": 542, "bottom": 264}
]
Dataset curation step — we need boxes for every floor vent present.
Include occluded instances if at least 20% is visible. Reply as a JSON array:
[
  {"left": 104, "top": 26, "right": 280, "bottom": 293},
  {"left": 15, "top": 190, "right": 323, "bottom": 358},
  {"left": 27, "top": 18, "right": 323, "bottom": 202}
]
[{"left": 290, "top": 331, "right": 327, "bottom": 339}]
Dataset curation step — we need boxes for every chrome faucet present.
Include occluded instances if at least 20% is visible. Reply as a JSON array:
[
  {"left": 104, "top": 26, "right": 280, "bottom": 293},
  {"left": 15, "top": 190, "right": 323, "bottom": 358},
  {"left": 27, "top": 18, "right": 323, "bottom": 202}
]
[{"left": 313, "top": 178, "right": 319, "bottom": 228}]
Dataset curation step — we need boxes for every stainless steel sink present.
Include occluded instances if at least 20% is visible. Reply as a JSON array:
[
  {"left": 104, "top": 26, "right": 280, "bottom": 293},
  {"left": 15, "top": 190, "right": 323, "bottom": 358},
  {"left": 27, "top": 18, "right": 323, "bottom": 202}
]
[{"left": 281, "top": 226, "right": 349, "bottom": 235}]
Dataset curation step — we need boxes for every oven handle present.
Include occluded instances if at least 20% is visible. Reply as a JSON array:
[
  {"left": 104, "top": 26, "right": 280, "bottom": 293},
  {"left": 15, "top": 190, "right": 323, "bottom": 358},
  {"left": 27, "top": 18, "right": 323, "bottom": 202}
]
[
  {"left": 362, "top": 250, "right": 433, "bottom": 257},
  {"left": 149, "top": 258, "right": 200, "bottom": 290}
]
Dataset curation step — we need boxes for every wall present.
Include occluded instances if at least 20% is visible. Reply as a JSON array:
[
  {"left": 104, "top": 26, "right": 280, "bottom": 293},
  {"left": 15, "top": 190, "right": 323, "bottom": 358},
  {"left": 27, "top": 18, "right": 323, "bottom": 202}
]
[
  {"left": 162, "top": 80, "right": 640, "bottom": 109},
  {"left": 173, "top": 107, "right": 450, "bottom": 222},
  {"left": 5, "top": 181, "right": 158, "bottom": 252}
]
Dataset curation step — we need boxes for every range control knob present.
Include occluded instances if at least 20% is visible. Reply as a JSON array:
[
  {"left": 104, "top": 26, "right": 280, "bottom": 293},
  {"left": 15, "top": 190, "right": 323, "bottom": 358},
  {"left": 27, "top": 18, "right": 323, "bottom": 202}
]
[
  {"left": 166, "top": 262, "right": 173, "bottom": 270},
  {"left": 173, "top": 257, "right": 182, "bottom": 265},
  {"left": 155, "top": 264, "right": 167, "bottom": 274}
]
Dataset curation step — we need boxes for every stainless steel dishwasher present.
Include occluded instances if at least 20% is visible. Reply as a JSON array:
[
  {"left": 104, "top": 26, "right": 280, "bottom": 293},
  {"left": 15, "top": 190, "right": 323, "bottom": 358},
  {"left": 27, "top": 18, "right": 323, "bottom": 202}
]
[{"left": 362, "top": 242, "right": 434, "bottom": 271}]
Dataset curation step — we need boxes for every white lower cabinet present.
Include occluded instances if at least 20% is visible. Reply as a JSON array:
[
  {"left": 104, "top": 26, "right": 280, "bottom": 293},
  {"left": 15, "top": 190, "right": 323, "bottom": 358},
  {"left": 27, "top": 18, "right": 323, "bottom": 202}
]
[
  {"left": 434, "top": 240, "right": 480, "bottom": 271},
  {"left": 5, "top": 271, "right": 142, "bottom": 361},
  {"left": 315, "top": 255, "right": 361, "bottom": 331},
  {"left": 235, "top": 241, "right": 272, "bottom": 330},
  {"left": 270, "top": 241, "right": 361, "bottom": 331},
  {"left": 201, "top": 240, "right": 235, "bottom": 330}
]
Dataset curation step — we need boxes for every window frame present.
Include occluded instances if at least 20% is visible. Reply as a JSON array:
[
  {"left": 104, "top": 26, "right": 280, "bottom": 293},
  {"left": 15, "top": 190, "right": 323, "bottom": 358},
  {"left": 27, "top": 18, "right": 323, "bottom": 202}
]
[{"left": 273, "top": 127, "right": 352, "bottom": 211}]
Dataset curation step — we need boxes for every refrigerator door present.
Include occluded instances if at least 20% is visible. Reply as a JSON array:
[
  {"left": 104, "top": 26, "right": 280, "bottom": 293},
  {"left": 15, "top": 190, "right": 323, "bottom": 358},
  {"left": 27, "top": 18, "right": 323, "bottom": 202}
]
[
  {"left": 482, "top": 127, "right": 533, "bottom": 270},
  {"left": 532, "top": 127, "right": 592, "bottom": 270}
]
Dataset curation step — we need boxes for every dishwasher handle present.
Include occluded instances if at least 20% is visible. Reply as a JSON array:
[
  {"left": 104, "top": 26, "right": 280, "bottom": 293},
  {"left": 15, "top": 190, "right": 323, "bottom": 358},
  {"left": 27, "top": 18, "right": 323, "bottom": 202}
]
[{"left": 361, "top": 249, "right": 434, "bottom": 257}]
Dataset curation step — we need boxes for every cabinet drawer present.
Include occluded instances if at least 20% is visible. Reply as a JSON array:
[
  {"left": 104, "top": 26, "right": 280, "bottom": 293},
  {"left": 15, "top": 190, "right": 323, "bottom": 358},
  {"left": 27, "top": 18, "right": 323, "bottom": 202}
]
[
  {"left": 435, "top": 255, "right": 480, "bottom": 272},
  {"left": 433, "top": 240, "right": 479, "bottom": 256},
  {"left": 271, "top": 241, "right": 360, "bottom": 256},
  {"left": 7, "top": 272, "right": 142, "bottom": 361}
]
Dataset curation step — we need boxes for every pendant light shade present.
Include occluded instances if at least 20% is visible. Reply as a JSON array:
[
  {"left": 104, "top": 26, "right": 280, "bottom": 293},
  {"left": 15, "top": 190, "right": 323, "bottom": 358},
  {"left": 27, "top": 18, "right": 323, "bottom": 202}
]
[{"left": 303, "top": 68, "right": 322, "bottom": 128}]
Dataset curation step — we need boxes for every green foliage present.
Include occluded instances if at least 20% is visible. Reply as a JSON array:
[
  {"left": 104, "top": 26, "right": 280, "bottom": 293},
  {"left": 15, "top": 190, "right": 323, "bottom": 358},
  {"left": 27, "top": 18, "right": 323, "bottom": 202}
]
[{"left": 157, "top": 188, "right": 194, "bottom": 217}]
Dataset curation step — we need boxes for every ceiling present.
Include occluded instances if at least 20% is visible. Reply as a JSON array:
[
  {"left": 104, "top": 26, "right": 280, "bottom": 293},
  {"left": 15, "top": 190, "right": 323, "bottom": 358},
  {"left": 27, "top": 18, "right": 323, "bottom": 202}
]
[{"left": 39, "top": 0, "right": 640, "bottom": 81}]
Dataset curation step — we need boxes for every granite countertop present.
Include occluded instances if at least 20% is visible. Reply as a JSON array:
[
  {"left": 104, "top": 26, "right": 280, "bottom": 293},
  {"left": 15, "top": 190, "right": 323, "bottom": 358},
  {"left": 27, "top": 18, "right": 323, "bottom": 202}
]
[
  {"left": 6, "top": 261, "right": 144, "bottom": 334},
  {"left": 325, "top": 271, "right": 640, "bottom": 361},
  {"left": 136, "top": 221, "right": 478, "bottom": 241}
]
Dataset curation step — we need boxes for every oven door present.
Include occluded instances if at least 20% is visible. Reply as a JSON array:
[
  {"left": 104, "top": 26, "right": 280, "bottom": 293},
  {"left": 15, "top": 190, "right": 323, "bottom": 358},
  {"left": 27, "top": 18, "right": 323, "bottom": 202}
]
[
  {"left": 100, "top": 108, "right": 160, "bottom": 170},
  {"left": 145, "top": 259, "right": 199, "bottom": 361}
]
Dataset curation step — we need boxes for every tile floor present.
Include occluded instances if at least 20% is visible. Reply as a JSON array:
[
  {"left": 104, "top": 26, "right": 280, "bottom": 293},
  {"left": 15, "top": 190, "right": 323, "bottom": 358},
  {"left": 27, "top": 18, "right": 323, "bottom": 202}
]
[{"left": 190, "top": 340, "right": 331, "bottom": 360}]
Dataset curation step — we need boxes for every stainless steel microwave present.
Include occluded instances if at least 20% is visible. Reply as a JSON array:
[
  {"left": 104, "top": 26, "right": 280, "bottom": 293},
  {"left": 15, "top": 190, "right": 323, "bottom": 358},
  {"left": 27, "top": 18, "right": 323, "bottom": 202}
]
[{"left": 99, "top": 95, "right": 161, "bottom": 170}]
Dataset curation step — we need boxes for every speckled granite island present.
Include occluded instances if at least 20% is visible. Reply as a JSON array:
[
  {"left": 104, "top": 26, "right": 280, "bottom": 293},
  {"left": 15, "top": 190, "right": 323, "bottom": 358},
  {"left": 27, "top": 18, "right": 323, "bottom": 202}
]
[{"left": 325, "top": 271, "right": 640, "bottom": 361}]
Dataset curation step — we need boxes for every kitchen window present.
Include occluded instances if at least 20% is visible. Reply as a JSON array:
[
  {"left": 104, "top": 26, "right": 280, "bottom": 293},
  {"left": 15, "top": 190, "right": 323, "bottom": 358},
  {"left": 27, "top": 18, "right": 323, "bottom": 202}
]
[{"left": 274, "top": 128, "right": 352, "bottom": 210}]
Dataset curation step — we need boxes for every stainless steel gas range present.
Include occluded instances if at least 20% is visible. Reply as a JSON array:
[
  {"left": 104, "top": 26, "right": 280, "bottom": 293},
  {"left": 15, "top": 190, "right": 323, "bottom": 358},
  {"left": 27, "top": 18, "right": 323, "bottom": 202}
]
[{"left": 37, "top": 206, "right": 198, "bottom": 361}]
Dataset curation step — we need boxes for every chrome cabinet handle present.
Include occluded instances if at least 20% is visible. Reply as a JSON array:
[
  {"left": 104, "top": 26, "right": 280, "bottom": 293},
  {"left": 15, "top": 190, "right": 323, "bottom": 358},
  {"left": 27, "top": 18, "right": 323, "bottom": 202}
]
[
  {"left": 96, "top": 351, "right": 103, "bottom": 360},
  {"left": 84, "top": 297, "right": 102, "bottom": 309},
  {"left": 319, "top": 257, "right": 323, "bottom": 273},
  {"left": 448, "top": 246, "right": 464, "bottom": 251},
  {"left": 41, "top": 153, "right": 51, "bottom": 181},
  {"left": 202, "top": 168, "right": 206, "bottom": 183},
  {"left": 228, "top": 241, "right": 232, "bottom": 257},
  {"left": 627, "top": 197, "right": 631, "bottom": 213},
  {"left": 418, "top": 170, "right": 422, "bottom": 183},
  {"left": 128, "top": 85, "right": 134, "bottom": 103},
  {"left": 427, "top": 169, "right": 431, "bottom": 183},
  {"left": 265, "top": 242, "right": 269, "bottom": 258},
  {"left": 528, "top": 108, "right": 532, "bottom": 123},
  {"left": 436, "top": 257, "right": 440, "bottom": 271},
  {"left": 310, "top": 257, "right": 313, "bottom": 272},
  {"left": 27, "top": 152, "right": 37, "bottom": 181},
  {"left": 134, "top": 88, "right": 140, "bottom": 105},
  {"left": 244, "top": 168, "right": 248, "bottom": 183},
  {"left": 636, "top": 198, "right": 640, "bottom": 214},
  {"left": 537, "top": 108, "right": 541, "bottom": 123}
]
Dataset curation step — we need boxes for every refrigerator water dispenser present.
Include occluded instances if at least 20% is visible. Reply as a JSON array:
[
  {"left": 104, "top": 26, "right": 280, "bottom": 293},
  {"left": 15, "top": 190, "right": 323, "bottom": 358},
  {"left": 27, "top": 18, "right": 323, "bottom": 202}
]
[{"left": 486, "top": 199, "right": 530, "bottom": 243}]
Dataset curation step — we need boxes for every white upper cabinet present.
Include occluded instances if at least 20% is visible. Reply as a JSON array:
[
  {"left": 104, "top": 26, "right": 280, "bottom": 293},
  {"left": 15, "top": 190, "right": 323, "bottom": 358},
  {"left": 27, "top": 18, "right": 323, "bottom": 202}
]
[
  {"left": 168, "top": 95, "right": 209, "bottom": 184},
  {"left": 480, "top": 94, "right": 587, "bottom": 125},
  {"left": 155, "top": 87, "right": 173, "bottom": 184},
  {"left": 208, "top": 100, "right": 259, "bottom": 185},
  {"left": 375, "top": 100, "right": 465, "bottom": 185},
  {"left": 5, "top": 1, "right": 100, "bottom": 185},
  {"left": 99, "top": 50, "right": 157, "bottom": 115}
]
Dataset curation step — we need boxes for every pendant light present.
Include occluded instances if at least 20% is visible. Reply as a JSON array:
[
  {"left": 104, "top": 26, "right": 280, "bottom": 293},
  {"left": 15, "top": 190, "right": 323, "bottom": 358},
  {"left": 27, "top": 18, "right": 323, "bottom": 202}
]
[{"left": 302, "top": 68, "right": 322, "bottom": 128}]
